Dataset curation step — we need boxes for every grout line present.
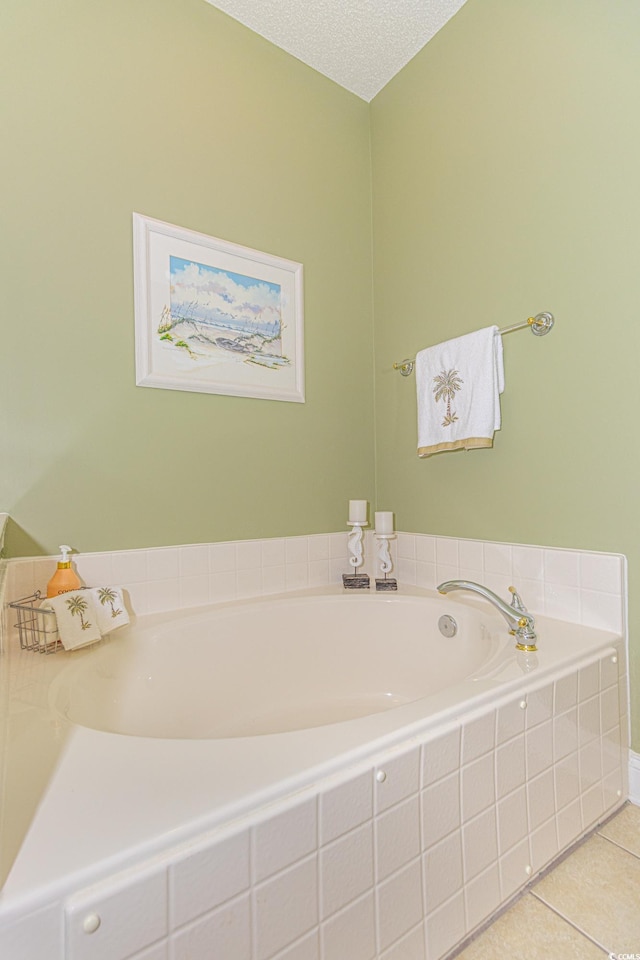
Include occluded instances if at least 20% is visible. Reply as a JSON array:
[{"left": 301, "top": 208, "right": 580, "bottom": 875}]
[
  {"left": 593, "top": 830, "right": 640, "bottom": 862},
  {"left": 528, "top": 890, "right": 610, "bottom": 954}
]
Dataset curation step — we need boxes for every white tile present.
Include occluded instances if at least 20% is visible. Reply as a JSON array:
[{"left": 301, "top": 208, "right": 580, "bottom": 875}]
[
  {"left": 461, "top": 753, "right": 495, "bottom": 821},
  {"left": 579, "top": 552, "right": 622, "bottom": 595},
  {"left": 526, "top": 720, "right": 553, "bottom": 779},
  {"left": 254, "top": 798, "right": 317, "bottom": 883},
  {"left": 172, "top": 894, "right": 251, "bottom": 960},
  {"left": 462, "top": 807, "right": 498, "bottom": 882},
  {"left": 320, "top": 824, "right": 373, "bottom": 919},
  {"left": 415, "top": 562, "right": 436, "bottom": 590},
  {"left": 270, "top": 931, "right": 319, "bottom": 960},
  {"left": 578, "top": 662, "right": 600, "bottom": 701},
  {"left": 436, "top": 538, "right": 458, "bottom": 568},
  {"left": 128, "top": 943, "right": 168, "bottom": 960},
  {"left": 170, "top": 830, "right": 250, "bottom": 927},
  {"left": 578, "top": 697, "right": 601, "bottom": 746},
  {"left": 236, "top": 540, "right": 262, "bottom": 570},
  {"left": 602, "top": 769, "right": 624, "bottom": 812},
  {"left": 423, "top": 830, "right": 463, "bottom": 912},
  {"left": 237, "top": 568, "right": 262, "bottom": 598},
  {"left": 65, "top": 867, "right": 166, "bottom": 960},
  {"left": 422, "top": 727, "right": 460, "bottom": 787},
  {"left": 179, "top": 575, "right": 209, "bottom": 608},
  {"left": 600, "top": 653, "right": 620, "bottom": 691},
  {"left": 210, "top": 571, "right": 237, "bottom": 602},
  {"left": 320, "top": 771, "right": 372, "bottom": 845},
  {"left": 435, "top": 562, "right": 458, "bottom": 585},
  {"left": 554, "top": 752, "right": 580, "bottom": 809},
  {"left": 458, "top": 539, "right": 483, "bottom": 572},
  {"left": 578, "top": 740, "right": 602, "bottom": 791},
  {"left": 425, "top": 892, "right": 465, "bottom": 960},
  {"left": 147, "top": 579, "right": 180, "bottom": 614},
  {"left": 254, "top": 857, "right": 318, "bottom": 960},
  {"left": 421, "top": 771, "right": 460, "bottom": 849},
  {"left": 527, "top": 769, "right": 555, "bottom": 831},
  {"left": 526, "top": 684, "right": 554, "bottom": 728},
  {"left": 375, "top": 748, "right": 420, "bottom": 813},
  {"left": 499, "top": 838, "right": 530, "bottom": 901},
  {"left": 122, "top": 582, "right": 149, "bottom": 616},
  {"left": 178, "top": 545, "right": 209, "bottom": 579},
  {"left": 543, "top": 583, "right": 580, "bottom": 622},
  {"left": 496, "top": 699, "right": 526, "bottom": 745},
  {"left": 529, "top": 815, "right": 558, "bottom": 873},
  {"left": 557, "top": 799, "right": 582, "bottom": 851},
  {"left": 497, "top": 786, "right": 528, "bottom": 855},
  {"left": 376, "top": 796, "right": 421, "bottom": 882},
  {"left": 262, "top": 565, "right": 286, "bottom": 594},
  {"left": 554, "top": 673, "right": 578, "bottom": 714},
  {"left": 397, "top": 534, "right": 416, "bottom": 560},
  {"left": 580, "top": 590, "right": 623, "bottom": 632},
  {"left": 461, "top": 710, "right": 495, "bottom": 764},
  {"left": 147, "top": 548, "right": 179, "bottom": 581},
  {"left": 496, "top": 735, "right": 526, "bottom": 799},
  {"left": 285, "top": 538, "right": 308, "bottom": 564},
  {"left": 308, "top": 535, "right": 331, "bottom": 562},
  {"left": 544, "top": 549, "right": 580, "bottom": 588},
  {"left": 112, "top": 550, "right": 148, "bottom": 584},
  {"left": 415, "top": 536, "right": 436, "bottom": 564},
  {"left": 209, "top": 542, "right": 237, "bottom": 573},
  {"left": 380, "top": 922, "right": 425, "bottom": 960},
  {"left": 465, "top": 862, "right": 501, "bottom": 932},
  {"left": 322, "top": 893, "right": 375, "bottom": 960},
  {"left": 601, "top": 686, "right": 620, "bottom": 737},
  {"left": 581, "top": 782, "right": 605, "bottom": 829},
  {"left": 512, "top": 545, "right": 544, "bottom": 582},
  {"left": 377, "top": 861, "right": 423, "bottom": 953},
  {"left": 483, "top": 542, "right": 512, "bottom": 577},
  {"left": 397, "top": 559, "right": 417, "bottom": 585},
  {"left": 262, "top": 538, "right": 286, "bottom": 567},
  {"left": 308, "top": 560, "right": 330, "bottom": 587},
  {"left": 76, "top": 552, "right": 115, "bottom": 587},
  {"left": 285, "top": 563, "right": 309, "bottom": 590},
  {"left": 329, "top": 533, "right": 347, "bottom": 559}
]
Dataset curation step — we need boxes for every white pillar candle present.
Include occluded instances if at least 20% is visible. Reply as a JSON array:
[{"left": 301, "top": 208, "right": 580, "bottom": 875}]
[
  {"left": 348, "top": 499, "right": 368, "bottom": 523},
  {"left": 375, "top": 511, "right": 394, "bottom": 535}
]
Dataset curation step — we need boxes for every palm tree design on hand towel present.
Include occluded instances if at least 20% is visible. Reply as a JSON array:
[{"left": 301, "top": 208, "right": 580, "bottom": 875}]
[
  {"left": 433, "top": 368, "right": 464, "bottom": 427},
  {"left": 97, "top": 587, "right": 123, "bottom": 619},
  {"left": 66, "top": 594, "right": 92, "bottom": 631}
]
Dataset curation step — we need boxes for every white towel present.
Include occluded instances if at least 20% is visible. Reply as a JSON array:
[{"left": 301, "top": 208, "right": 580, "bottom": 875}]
[
  {"left": 416, "top": 326, "right": 504, "bottom": 458},
  {"left": 41, "top": 590, "right": 103, "bottom": 650},
  {"left": 90, "top": 586, "right": 130, "bottom": 635}
]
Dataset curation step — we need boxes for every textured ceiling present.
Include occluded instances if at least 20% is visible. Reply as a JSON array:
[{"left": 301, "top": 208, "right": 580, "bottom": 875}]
[{"left": 204, "top": 0, "right": 468, "bottom": 101}]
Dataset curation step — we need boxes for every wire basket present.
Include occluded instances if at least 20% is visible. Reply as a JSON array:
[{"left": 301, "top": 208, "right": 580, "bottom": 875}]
[{"left": 9, "top": 591, "right": 61, "bottom": 654}]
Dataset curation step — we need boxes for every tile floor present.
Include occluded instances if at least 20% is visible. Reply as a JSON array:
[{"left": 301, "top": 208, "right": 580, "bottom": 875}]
[{"left": 452, "top": 802, "right": 640, "bottom": 959}]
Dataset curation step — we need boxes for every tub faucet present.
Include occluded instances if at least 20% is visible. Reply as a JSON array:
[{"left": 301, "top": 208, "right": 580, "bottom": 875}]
[{"left": 437, "top": 580, "right": 537, "bottom": 652}]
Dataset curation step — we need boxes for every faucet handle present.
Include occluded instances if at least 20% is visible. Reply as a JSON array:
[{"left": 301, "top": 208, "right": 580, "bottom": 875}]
[{"left": 508, "top": 586, "right": 527, "bottom": 612}]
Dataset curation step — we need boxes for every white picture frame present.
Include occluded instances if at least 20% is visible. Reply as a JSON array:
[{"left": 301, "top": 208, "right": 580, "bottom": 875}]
[{"left": 133, "top": 214, "right": 305, "bottom": 402}]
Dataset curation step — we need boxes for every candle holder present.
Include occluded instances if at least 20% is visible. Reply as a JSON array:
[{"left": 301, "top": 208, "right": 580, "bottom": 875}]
[
  {"left": 343, "top": 521, "right": 370, "bottom": 589},
  {"left": 375, "top": 533, "right": 397, "bottom": 591}
]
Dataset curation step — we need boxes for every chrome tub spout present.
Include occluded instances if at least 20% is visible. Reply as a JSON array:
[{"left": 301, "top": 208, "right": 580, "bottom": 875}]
[{"left": 437, "top": 580, "right": 537, "bottom": 652}]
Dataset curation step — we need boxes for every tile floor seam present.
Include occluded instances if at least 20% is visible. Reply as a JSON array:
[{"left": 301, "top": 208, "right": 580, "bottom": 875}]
[
  {"left": 595, "top": 831, "right": 640, "bottom": 861},
  {"left": 528, "top": 889, "right": 611, "bottom": 955}
]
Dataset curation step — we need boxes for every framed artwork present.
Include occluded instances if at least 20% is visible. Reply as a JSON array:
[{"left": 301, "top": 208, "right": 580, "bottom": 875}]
[{"left": 133, "top": 214, "right": 304, "bottom": 402}]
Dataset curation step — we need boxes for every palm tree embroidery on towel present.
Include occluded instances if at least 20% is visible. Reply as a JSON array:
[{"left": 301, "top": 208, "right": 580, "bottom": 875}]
[
  {"left": 66, "top": 594, "right": 92, "bottom": 631},
  {"left": 97, "top": 586, "right": 123, "bottom": 618},
  {"left": 433, "top": 369, "right": 464, "bottom": 427}
]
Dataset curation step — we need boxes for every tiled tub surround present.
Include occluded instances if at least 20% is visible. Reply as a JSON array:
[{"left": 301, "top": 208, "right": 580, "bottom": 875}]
[
  {"left": 0, "top": 534, "right": 628, "bottom": 959},
  {"left": 1, "top": 650, "right": 627, "bottom": 960}
]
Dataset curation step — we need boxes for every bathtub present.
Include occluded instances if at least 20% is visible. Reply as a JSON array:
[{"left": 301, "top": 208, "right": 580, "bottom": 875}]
[{"left": 0, "top": 585, "right": 627, "bottom": 960}]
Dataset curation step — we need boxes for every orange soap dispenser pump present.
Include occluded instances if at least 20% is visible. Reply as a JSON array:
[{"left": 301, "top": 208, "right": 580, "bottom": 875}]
[{"left": 46, "top": 544, "right": 82, "bottom": 598}]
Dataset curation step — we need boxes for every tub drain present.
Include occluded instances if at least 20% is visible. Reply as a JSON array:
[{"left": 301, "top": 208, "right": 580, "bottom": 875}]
[{"left": 438, "top": 614, "right": 458, "bottom": 638}]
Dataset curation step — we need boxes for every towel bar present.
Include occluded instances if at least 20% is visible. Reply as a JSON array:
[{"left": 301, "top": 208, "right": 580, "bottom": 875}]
[{"left": 393, "top": 312, "right": 554, "bottom": 377}]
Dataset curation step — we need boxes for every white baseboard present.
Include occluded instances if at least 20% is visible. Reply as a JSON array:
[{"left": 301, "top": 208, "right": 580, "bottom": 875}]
[{"left": 629, "top": 750, "right": 640, "bottom": 805}]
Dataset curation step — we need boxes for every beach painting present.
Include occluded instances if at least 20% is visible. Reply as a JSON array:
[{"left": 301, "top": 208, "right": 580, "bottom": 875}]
[{"left": 133, "top": 215, "right": 304, "bottom": 402}]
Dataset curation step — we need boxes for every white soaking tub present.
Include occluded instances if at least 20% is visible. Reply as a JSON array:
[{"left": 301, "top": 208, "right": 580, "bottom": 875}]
[{"left": 0, "top": 585, "right": 627, "bottom": 960}]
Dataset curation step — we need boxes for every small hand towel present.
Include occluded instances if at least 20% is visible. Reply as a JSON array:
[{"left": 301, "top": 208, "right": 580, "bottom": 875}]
[
  {"left": 416, "top": 326, "right": 504, "bottom": 458},
  {"left": 41, "top": 590, "right": 102, "bottom": 650},
  {"left": 90, "top": 586, "right": 130, "bottom": 635}
]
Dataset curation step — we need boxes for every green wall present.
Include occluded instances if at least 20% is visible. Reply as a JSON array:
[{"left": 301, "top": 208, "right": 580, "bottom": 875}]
[
  {"left": 0, "top": 0, "right": 375, "bottom": 555},
  {"left": 370, "top": 0, "right": 640, "bottom": 747}
]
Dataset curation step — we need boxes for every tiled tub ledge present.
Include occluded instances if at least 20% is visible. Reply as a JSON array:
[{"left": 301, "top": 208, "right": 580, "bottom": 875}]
[{"left": 0, "top": 595, "right": 628, "bottom": 960}]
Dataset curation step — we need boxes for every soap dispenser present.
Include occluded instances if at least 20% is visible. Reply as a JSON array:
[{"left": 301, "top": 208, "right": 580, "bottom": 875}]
[{"left": 46, "top": 544, "right": 82, "bottom": 598}]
